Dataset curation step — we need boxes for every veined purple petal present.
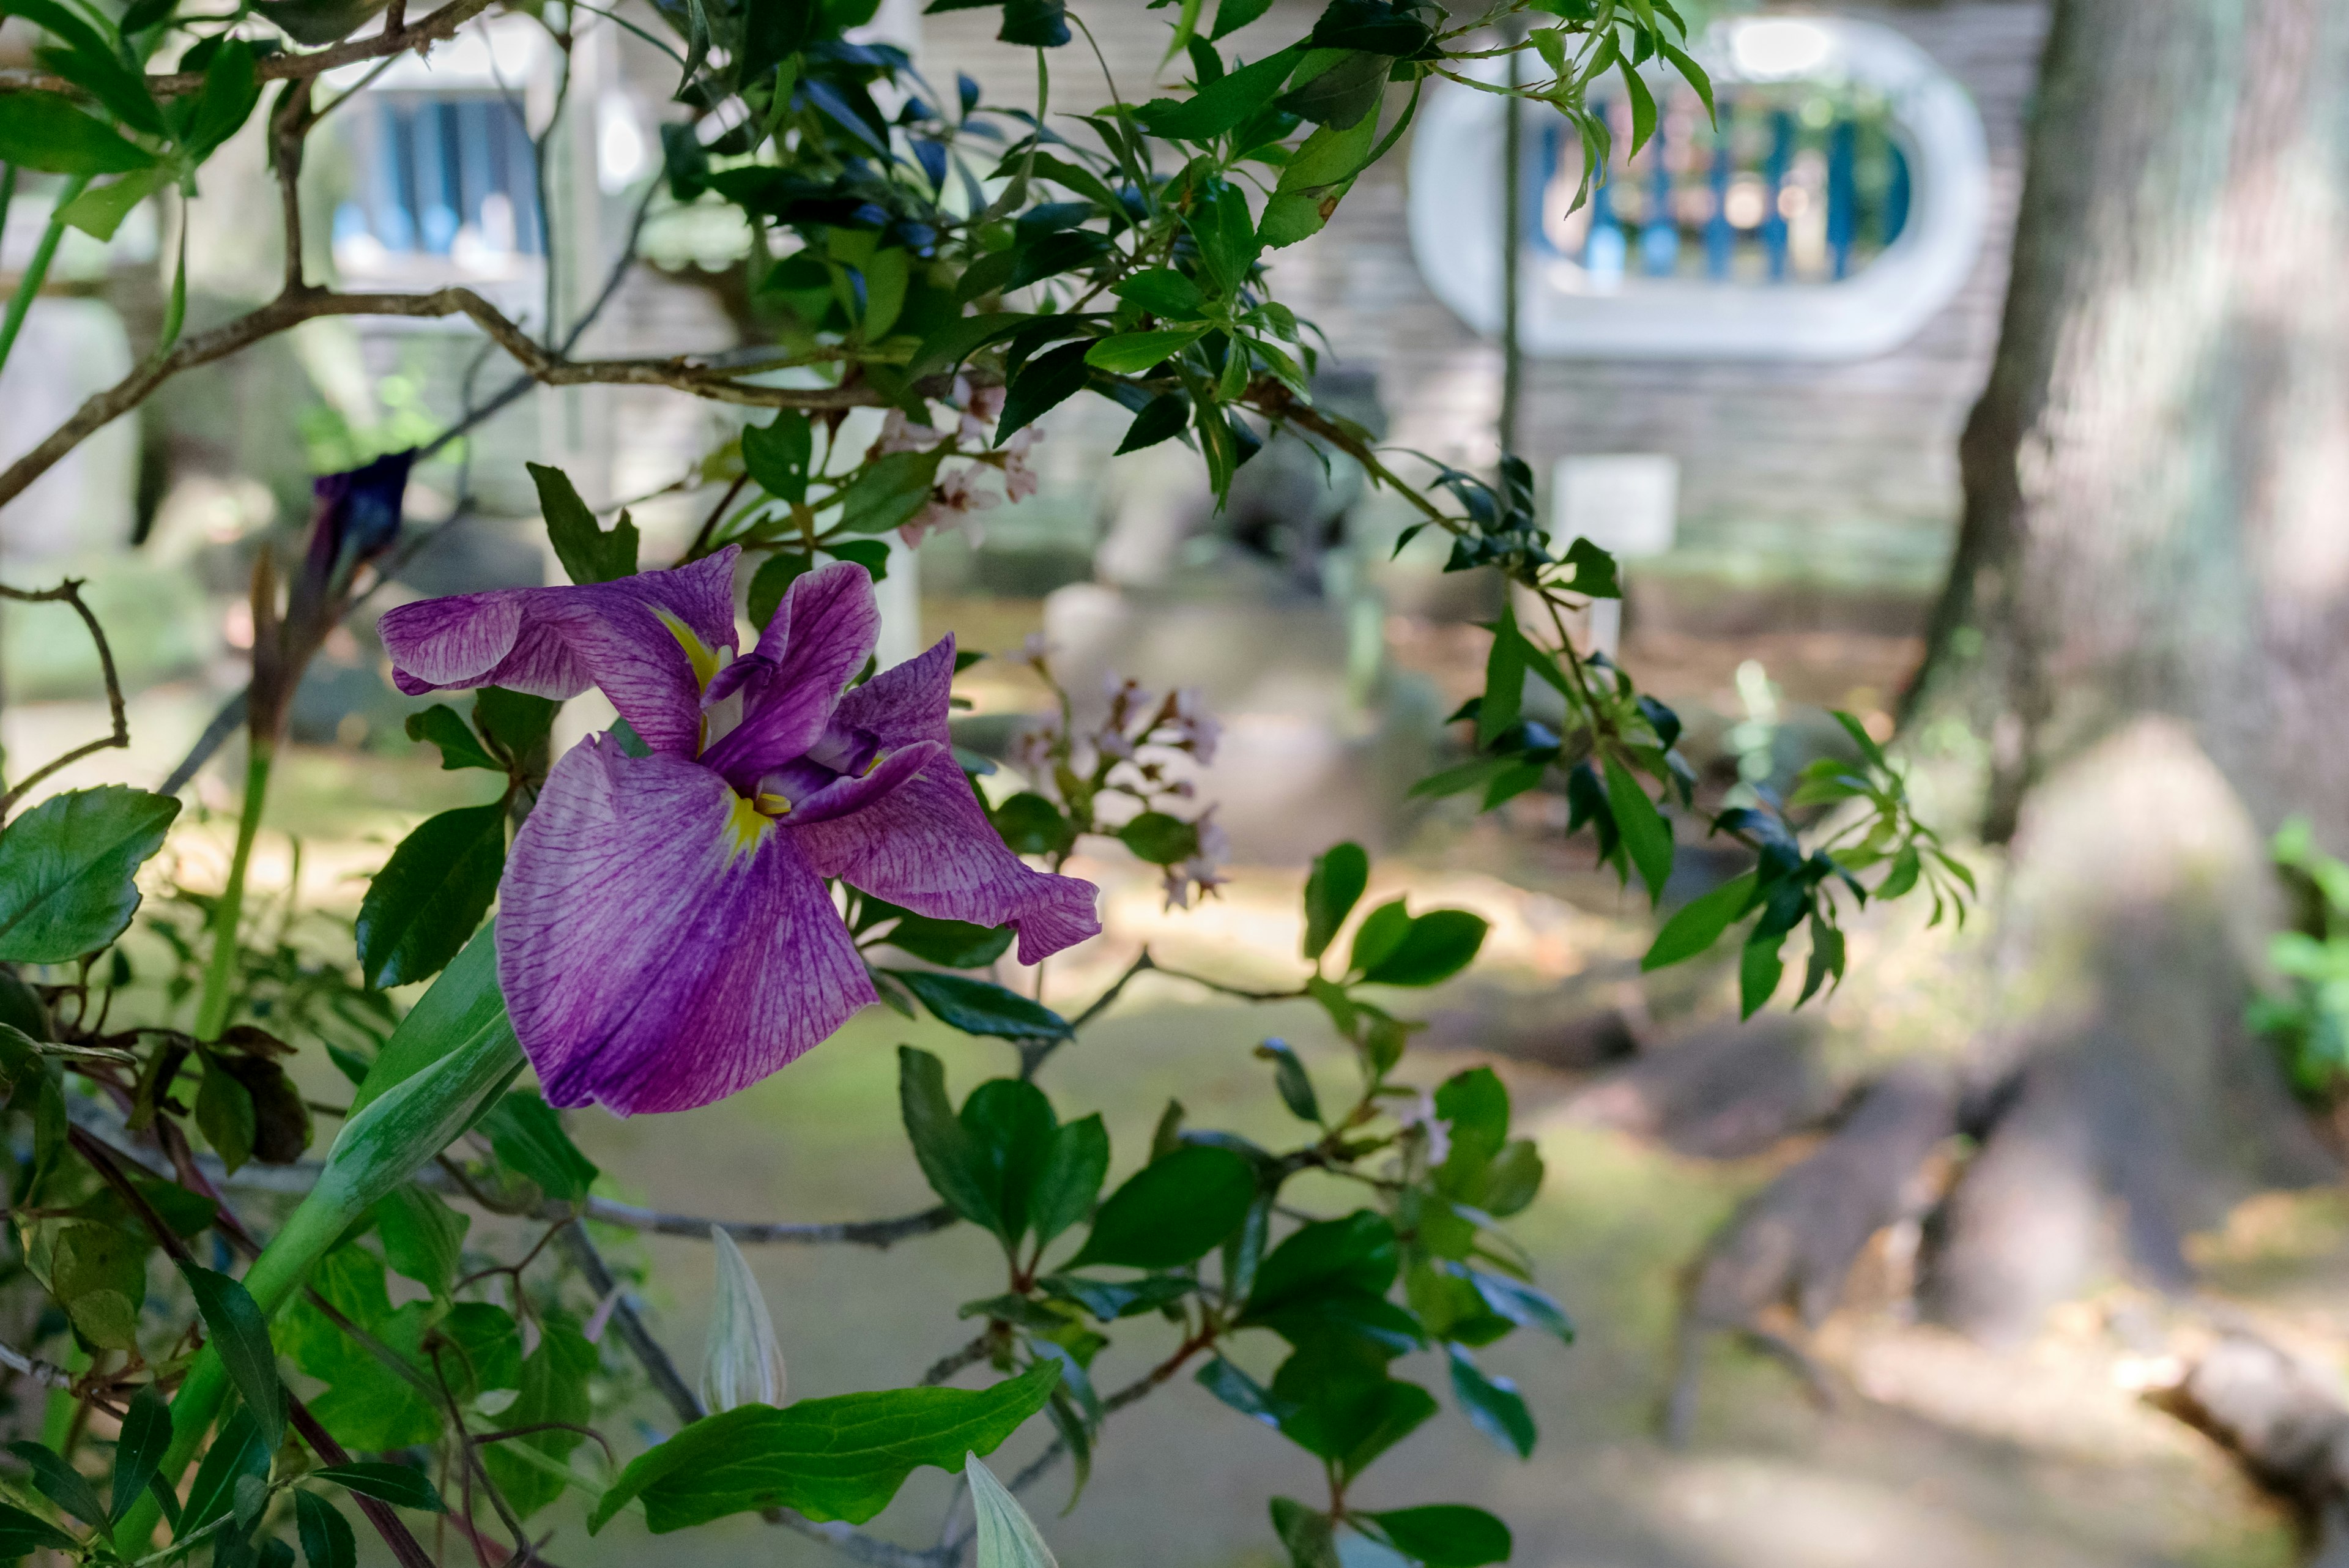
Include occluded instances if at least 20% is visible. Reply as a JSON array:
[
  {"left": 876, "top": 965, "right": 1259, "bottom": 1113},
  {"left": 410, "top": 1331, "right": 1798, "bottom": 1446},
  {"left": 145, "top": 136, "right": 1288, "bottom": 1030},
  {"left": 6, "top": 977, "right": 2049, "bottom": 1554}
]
[
  {"left": 380, "top": 549, "right": 742, "bottom": 756},
  {"left": 793, "top": 647, "right": 1098, "bottom": 964},
  {"left": 700, "top": 562, "right": 880, "bottom": 790},
  {"left": 498, "top": 735, "right": 875, "bottom": 1115},
  {"left": 777, "top": 739, "right": 946, "bottom": 825}
]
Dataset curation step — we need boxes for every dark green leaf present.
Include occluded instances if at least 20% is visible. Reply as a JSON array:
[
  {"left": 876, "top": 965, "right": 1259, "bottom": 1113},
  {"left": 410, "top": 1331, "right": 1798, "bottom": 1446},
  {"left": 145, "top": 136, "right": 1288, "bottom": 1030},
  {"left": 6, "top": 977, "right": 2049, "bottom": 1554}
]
[
  {"left": 996, "top": 0, "right": 1068, "bottom": 47},
  {"left": 1562, "top": 536, "right": 1620, "bottom": 598},
  {"left": 1465, "top": 1269, "right": 1573, "bottom": 1342},
  {"left": 908, "top": 311, "right": 1034, "bottom": 380},
  {"left": 1134, "top": 43, "right": 1305, "bottom": 141},
  {"left": 310, "top": 1464, "right": 445, "bottom": 1512},
  {"left": 1247, "top": 1211, "right": 1396, "bottom": 1312},
  {"left": 586, "top": 1364, "right": 1057, "bottom": 1532},
  {"left": 403, "top": 705, "right": 500, "bottom": 772},
  {"left": 112, "top": 1383, "right": 171, "bottom": 1522},
  {"left": 527, "top": 462, "right": 637, "bottom": 584},
  {"left": 0, "top": 786, "right": 178, "bottom": 962},
  {"left": 1480, "top": 1139, "right": 1543, "bottom": 1218},
  {"left": 1111, "top": 268, "right": 1205, "bottom": 319},
  {"left": 179, "top": 1408, "right": 269, "bottom": 1541},
  {"left": 995, "top": 341, "right": 1092, "bottom": 443},
  {"left": 960, "top": 1077, "right": 1056, "bottom": 1246},
  {"left": 294, "top": 1490, "right": 356, "bottom": 1568},
  {"left": 176, "top": 1261, "right": 284, "bottom": 1452},
  {"left": 899, "top": 1046, "right": 995, "bottom": 1229},
  {"left": 1277, "top": 48, "right": 1387, "bottom": 128},
  {"left": 1068, "top": 1145, "right": 1255, "bottom": 1269},
  {"left": 355, "top": 803, "right": 507, "bottom": 990},
  {"left": 1116, "top": 393, "right": 1192, "bottom": 454},
  {"left": 1039, "top": 1273, "right": 1193, "bottom": 1321},
  {"left": 473, "top": 688, "right": 558, "bottom": 762},
  {"left": 184, "top": 39, "right": 259, "bottom": 156},
  {"left": 1085, "top": 327, "right": 1208, "bottom": 374},
  {"left": 0, "top": 91, "right": 155, "bottom": 175},
  {"left": 748, "top": 552, "right": 814, "bottom": 630},
  {"left": 1433, "top": 1066, "right": 1508, "bottom": 1182},
  {"left": 8, "top": 1440, "right": 107, "bottom": 1528},
  {"left": 1271, "top": 1349, "right": 1435, "bottom": 1479},
  {"left": 990, "top": 792, "right": 1071, "bottom": 856},
  {"left": 1196, "top": 1356, "right": 1291, "bottom": 1425},
  {"left": 480, "top": 1312, "right": 596, "bottom": 1518},
  {"left": 1253, "top": 1038, "right": 1320, "bottom": 1122},
  {"left": 478, "top": 1090, "right": 599, "bottom": 1205},
  {"left": 1739, "top": 924, "right": 1787, "bottom": 1018},
  {"left": 0, "top": 1502, "right": 76, "bottom": 1558},
  {"left": 743, "top": 412, "right": 814, "bottom": 504},
  {"left": 1211, "top": 0, "right": 1272, "bottom": 39},
  {"left": 894, "top": 970, "right": 1071, "bottom": 1040},
  {"left": 1445, "top": 1345, "right": 1534, "bottom": 1459},
  {"left": 1617, "top": 54, "right": 1655, "bottom": 157},
  {"left": 1030, "top": 1113, "right": 1108, "bottom": 1246},
  {"left": 1362, "top": 1504, "right": 1513, "bottom": 1567},
  {"left": 875, "top": 907, "right": 1015, "bottom": 968},
  {"left": 1186, "top": 177, "right": 1261, "bottom": 298},
  {"left": 1004, "top": 228, "right": 1112, "bottom": 292},
  {"left": 1302, "top": 841, "right": 1368, "bottom": 960},
  {"left": 1116, "top": 811, "right": 1200, "bottom": 865},
  {"left": 834, "top": 447, "right": 946, "bottom": 536},
  {"left": 1359, "top": 910, "right": 1487, "bottom": 987},
  {"left": 195, "top": 1058, "right": 256, "bottom": 1176},
  {"left": 1602, "top": 758, "right": 1673, "bottom": 907},
  {"left": 1642, "top": 870, "right": 1757, "bottom": 970}
]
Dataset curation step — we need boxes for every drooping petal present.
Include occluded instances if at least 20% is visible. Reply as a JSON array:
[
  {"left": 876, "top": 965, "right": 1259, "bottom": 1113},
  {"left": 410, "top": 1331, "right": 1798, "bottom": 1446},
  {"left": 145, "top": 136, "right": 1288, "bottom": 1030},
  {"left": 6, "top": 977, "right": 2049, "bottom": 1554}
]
[
  {"left": 700, "top": 562, "right": 881, "bottom": 790},
  {"left": 778, "top": 740, "right": 945, "bottom": 824},
  {"left": 790, "top": 658, "right": 1099, "bottom": 970},
  {"left": 380, "top": 549, "right": 742, "bottom": 756},
  {"left": 498, "top": 735, "right": 874, "bottom": 1115}
]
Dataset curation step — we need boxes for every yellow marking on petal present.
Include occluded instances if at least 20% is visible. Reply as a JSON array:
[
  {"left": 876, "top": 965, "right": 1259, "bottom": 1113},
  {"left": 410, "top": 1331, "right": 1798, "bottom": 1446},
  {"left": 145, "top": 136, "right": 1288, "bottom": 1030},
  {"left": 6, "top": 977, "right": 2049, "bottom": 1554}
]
[
  {"left": 655, "top": 607, "right": 722, "bottom": 692},
  {"left": 755, "top": 791, "right": 793, "bottom": 817},
  {"left": 863, "top": 749, "right": 887, "bottom": 776},
  {"left": 722, "top": 791, "right": 771, "bottom": 861}
]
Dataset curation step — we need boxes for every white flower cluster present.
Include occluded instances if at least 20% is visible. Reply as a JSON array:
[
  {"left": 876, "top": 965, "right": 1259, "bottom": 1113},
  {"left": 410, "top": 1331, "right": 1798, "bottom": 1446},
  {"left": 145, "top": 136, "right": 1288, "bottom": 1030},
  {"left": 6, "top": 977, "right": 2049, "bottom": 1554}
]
[{"left": 869, "top": 380, "right": 1042, "bottom": 549}]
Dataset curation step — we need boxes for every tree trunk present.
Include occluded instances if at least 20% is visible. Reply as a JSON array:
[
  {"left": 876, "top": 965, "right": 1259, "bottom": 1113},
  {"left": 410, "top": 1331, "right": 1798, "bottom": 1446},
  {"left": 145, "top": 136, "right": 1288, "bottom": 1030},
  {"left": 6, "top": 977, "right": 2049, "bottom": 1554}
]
[{"left": 1907, "top": 0, "right": 2349, "bottom": 1341}]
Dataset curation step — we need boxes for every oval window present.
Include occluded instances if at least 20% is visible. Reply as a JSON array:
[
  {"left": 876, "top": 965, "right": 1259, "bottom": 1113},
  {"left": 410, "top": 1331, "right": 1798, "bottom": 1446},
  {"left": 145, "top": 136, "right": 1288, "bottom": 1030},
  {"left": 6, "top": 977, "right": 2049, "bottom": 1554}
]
[{"left": 1407, "top": 16, "right": 1990, "bottom": 361}]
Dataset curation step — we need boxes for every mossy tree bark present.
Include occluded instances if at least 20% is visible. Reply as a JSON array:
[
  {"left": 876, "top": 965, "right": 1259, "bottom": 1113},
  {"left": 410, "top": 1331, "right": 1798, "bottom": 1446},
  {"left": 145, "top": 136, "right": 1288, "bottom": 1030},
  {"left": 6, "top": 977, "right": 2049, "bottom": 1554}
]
[{"left": 1906, "top": 0, "right": 2349, "bottom": 1343}]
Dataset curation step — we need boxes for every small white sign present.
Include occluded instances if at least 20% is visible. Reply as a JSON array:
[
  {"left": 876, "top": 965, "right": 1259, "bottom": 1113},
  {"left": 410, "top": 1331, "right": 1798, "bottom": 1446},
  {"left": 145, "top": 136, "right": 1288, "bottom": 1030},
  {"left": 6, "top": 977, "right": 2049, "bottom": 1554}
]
[{"left": 1551, "top": 454, "right": 1678, "bottom": 658}]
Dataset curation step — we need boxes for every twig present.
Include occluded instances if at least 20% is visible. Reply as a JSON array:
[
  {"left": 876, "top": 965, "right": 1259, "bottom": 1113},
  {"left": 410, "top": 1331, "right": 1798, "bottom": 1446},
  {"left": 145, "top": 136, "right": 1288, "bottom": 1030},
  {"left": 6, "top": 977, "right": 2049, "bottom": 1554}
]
[
  {"left": 0, "top": 578, "right": 128, "bottom": 816},
  {"left": 919, "top": 1334, "right": 993, "bottom": 1388},
  {"left": 0, "top": 1337, "right": 72, "bottom": 1389},
  {"left": 0, "top": 0, "right": 497, "bottom": 100},
  {"left": 1019, "top": 949, "right": 1156, "bottom": 1079}
]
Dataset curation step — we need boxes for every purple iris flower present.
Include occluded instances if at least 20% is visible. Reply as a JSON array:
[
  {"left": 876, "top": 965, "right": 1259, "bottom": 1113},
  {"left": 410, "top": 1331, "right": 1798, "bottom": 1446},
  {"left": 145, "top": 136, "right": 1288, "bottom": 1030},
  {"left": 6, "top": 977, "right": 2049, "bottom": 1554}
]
[{"left": 377, "top": 551, "right": 1100, "bottom": 1115}]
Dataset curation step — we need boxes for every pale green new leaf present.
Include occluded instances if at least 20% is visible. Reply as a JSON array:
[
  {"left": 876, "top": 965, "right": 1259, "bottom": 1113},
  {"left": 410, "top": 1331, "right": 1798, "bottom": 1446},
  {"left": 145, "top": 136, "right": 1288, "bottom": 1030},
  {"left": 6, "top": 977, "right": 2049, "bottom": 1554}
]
[{"left": 966, "top": 1454, "right": 1057, "bottom": 1568}]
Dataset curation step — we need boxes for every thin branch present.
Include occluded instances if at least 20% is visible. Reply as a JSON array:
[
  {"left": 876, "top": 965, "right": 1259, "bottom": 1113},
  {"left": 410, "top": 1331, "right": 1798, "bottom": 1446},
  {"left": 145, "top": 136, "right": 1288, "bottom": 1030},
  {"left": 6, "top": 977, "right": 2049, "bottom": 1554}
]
[
  {"left": 1020, "top": 949, "right": 1155, "bottom": 1079},
  {"left": 0, "top": 578, "right": 128, "bottom": 816},
  {"left": 0, "top": 1338, "right": 72, "bottom": 1389},
  {"left": 0, "top": 0, "right": 489, "bottom": 98},
  {"left": 919, "top": 1334, "right": 993, "bottom": 1388}
]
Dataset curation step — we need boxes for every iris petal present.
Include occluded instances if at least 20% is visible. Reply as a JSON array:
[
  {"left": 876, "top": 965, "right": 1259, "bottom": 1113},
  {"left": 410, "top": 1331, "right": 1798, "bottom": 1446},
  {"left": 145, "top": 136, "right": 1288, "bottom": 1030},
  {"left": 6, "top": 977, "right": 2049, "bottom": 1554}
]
[
  {"left": 380, "top": 549, "right": 742, "bottom": 756},
  {"left": 499, "top": 735, "right": 875, "bottom": 1116},
  {"left": 700, "top": 561, "right": 881, "bottom": 789},
  {"left": 795, "top": 639, "right": 1101, "bottom": 963}
]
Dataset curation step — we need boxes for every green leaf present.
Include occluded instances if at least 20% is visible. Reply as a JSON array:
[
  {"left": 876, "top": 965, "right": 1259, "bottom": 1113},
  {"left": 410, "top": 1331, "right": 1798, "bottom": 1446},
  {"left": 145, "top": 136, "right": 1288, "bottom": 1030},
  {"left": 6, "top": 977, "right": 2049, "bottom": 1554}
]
[
  {"left": 991, "top": 792, "right": 1071, "bottom": 856},
  {"left": 1562, "top": 536, "right": 1621, "bottom": 598},
  {"left": 1067, "top": 1145, "right": 1255, "bottom": 1269},
  {"left": 184, "top": 38, "right": 259, "bottom": 156},
  {"left": 527, "top": 462, "right": 637, "bottom": 584},
  {"left": 1197, "top": 1355, "right": 1291, "bottom": 1425},
  {"left": 873, "top": 906, "right": 1015, "bottom": 968},
  {"left": 908, "top": 311, "right": 1034, "bottom": 380},
  {"left": 311, "top": 1464, "right": 445, "bottom": 1512},
  {"left": 742, "top": 412, "right": 814, "bottom": 504},
  {"left": 1116, "top": 393, "right": 1193, "bottom": 455},
  {"left": 372, "top": 1183, "right": 469, "bottom": 1296},
  {"left": 178, "top": 1408, "right": 267, "bottom": 1540},
  {"left": 588, "top": 1364, "right": 1058, "bottom": 1532},
  {"left": 894, "top": 970, "right": 1071, "bottom": 1040},
  {"left": 294, "top": 1490, "right": 356, "bottom": 1568},
  {"left": 1186, "top": 177, "right": 1263, "bottom": 299},
  {"left": 996, "top": 0, "right": 1068, "bottom": 47},
  {"left": 1134, "top": 43, "right": 1305, "bottom": 141},
  {"left": 1359, "top": 910, "right": 1487, "bottom": 987},
  {"left": 1480, "top": 1139, "right": 1543, "bottom": 1217},
  {"left": 177, "top": 1261, "right": 285, "bottom": 1452},
  {"left": 1362, "top": 1504, "right": 1513, "bottom": 1567},
  {"left": 481, "top": 1312, "right": 596, "bottom": 1518},
  {"left": 960, "top": 1077, "right": 1056, "bottom": 1246},
  {"left": 1445, "top": 1346, "right": 1535, "bottom": 1459},
  {"left": 1302, "top": 841, "right": 1368, "bottom": 960},
  {"left": 1271, "top": 1350, "right": 1436, "bottom": 1479},
  {"left": 748, "top": 552, "right": 814, "bottom": 630},
  {"left": 1270, "top": 1497, "right": 1340, "bottom": 1568},
  {"left": 8, "top": 1440, "right": 108, "bottom": 1528},
  {"left": 478, "top": 1089, "right": 599, "bottom": 1205},
  {"left": 899, "top": 1046, "right": 994, "bottom": 1227},
  {"left": 50, "top": 1220, "right": 146, "bottom": 1347},
  {"left": 473, "top": 688, "right": 558, "bottom": 763},
  {"left": 355, "top": 803, "right": 507, "bottom": 989},
  {"left": 1346, "top": 898, "right": 1411, "bottom": 978},
  {"left": 1617, "top": 54, "right": 1656, "bottom": 157},
  {"left": 995, "top": 341, "right": 1092, "bottom": 442},
  {"left": 1084, "top": 327, "right": 1208, "bottom": 374},
  {"left": 403, "top": 705, "right": 501, "bottom": 772},
  {"left": 1657, "top": 38, "right": 1715, "bottom": 124},
  {"left": 1111, "top": 269, "right": 1206, "bottom": 319},
  {"left": 0, "top": 1501, "right": 76, "bottom": 1558},
  {"left": 1739, "top": 924, "right": 1787, "bottom": 1018},
  {"left": 195, "top": 1057, "right": 255, "bottom": 1175},
  {"left": 1278, "top": 48, "right": 1387, "bottom": 129},
  {"left": 1030, "top": 1113, "right": 1108, "bottom": 1246},
  {"left": 965, "top": 1453, "right": 1058, "bottom": 1568},
  {"left": 835, "top": 447, "right": 947, "bottom": 535},
  {"left": 1115, "top": 811, "right": 1200, "bottom": 865},
  {"left": 1602, "top": 758, "right": 1674, "bottom": 906},
  {"left": 55, "top": 164, "right": 168, "bottom": 240},
  {"left": 1247, "top": 1211, "right": 1396, "bottom": 1311},
  {"left": 112, "top": 1383, "right": 172, "bottom": 1522},
  {"left": 1465, "top": 1269, "right": 1573, "bottom": 1342},
  {"left": 0, "top": 786, "right": 179, "bottom": 962},
  {"left": 1877, "top": 844, "right": 1922, "bottom": 901},
  {"left": 1253, "top": 1038, "right": 1320, "bottom": 1122},
  {"left": 1642, "top": 870, "right": 1757, "bottom": 970},
  {"left": 0, "top": 91, "right": 155, "bottom": 174},
  {"left": 1210, "top": 0, "right": 1272, "bottom": 39}
]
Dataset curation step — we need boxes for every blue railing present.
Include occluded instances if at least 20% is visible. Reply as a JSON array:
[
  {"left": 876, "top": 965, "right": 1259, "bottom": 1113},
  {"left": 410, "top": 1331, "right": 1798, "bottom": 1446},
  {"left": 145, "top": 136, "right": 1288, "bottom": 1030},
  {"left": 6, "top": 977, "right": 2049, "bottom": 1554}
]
[
  {"left": 335, "top": 95, "right": 543, "bottom": 260},
  {"left": 1526, "top": 85, "right": 1910, "bottom": 286}
]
